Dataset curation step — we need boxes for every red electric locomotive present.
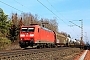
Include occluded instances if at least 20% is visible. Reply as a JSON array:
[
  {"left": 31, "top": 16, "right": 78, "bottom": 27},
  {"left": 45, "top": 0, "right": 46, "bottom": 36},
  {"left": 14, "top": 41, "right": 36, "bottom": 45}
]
[{"left": 19, "top": 24, "right": 56, "bottom": 48}]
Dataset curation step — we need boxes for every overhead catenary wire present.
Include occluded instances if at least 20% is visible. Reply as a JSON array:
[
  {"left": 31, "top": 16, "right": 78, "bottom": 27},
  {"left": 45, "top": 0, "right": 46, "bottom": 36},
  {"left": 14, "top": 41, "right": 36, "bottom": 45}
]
[
  {"left": 13, "top": 0, "right": 23, "bottom": 6},
  {"left": 46, "top": 0, "right": 74, "bottom": 24},
  {"left": 47, "top": 0, "right": 64, "bottom": 17},
  {"left": 0, "top": 0, "right": 24, "bottom": 13},
  {"left": 13, "top": 0, "right": 31, "bottom": 11},
  {"left": 37, "top": 0, "right": 68, "bottom": 25}
]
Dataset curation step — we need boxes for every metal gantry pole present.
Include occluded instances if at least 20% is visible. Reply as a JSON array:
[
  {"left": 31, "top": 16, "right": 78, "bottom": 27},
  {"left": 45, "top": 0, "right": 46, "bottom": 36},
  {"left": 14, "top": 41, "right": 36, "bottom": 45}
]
[
  {"left": 69, "top": 20, "right": 83, "bottom": 46},
  {"left": 80, "top": 20, "right": 83, "bottom": 45}
]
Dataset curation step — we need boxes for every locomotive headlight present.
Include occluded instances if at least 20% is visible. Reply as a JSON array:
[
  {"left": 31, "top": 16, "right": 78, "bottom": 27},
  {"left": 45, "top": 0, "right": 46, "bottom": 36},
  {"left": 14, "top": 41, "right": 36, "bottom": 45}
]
[
  {"left": 20, "top": 34, "right": 25, "bottom": 37},
  {"left": 30, "top": 34, "right": 34, "bottom": 37}
]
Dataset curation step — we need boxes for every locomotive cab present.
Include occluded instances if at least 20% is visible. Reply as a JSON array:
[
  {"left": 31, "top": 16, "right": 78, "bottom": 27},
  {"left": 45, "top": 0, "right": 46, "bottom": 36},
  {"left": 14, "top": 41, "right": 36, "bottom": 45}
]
[{"left": 19, "top": 26, "right": 36, "bottom": 48}]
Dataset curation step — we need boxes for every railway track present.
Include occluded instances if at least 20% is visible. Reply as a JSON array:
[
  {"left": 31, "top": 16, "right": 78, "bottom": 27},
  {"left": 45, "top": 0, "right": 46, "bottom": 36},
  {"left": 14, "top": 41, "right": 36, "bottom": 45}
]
[{"left": 0, "top": 47, "right": 80, "bottom": 60}]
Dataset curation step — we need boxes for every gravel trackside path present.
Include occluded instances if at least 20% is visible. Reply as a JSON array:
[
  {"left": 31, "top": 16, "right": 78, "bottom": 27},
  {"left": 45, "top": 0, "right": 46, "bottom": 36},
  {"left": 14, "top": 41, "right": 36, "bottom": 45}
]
[
  {"left": 74, "top": 50, "right": 90, "bottom": 60},
  {"left": 84, "top": 50, "right": 90, "bottom": 60}
]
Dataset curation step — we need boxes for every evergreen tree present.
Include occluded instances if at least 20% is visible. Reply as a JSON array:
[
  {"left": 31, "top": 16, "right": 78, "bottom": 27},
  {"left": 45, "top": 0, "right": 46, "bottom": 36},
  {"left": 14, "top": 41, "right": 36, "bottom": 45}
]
[{"left": 0, "top": 8, "right": 12, "bottom": 35}]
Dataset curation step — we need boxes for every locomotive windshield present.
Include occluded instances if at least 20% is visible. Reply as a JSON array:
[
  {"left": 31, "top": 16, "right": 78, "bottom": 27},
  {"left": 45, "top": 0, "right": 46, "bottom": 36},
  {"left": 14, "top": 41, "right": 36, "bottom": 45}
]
[{"left": 21, "top": 27, "right": 34, "bottom": 32}]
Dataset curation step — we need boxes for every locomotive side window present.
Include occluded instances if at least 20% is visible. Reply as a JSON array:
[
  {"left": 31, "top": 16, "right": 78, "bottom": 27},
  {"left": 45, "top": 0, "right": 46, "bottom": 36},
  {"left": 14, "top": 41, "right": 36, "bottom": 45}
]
[{"left": 38, "top": 28, "right": 39, "bottom": 32}]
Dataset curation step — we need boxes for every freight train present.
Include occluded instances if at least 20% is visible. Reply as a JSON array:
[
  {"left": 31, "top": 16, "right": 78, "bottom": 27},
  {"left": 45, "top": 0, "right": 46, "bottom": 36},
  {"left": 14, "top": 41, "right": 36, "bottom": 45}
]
[{"left": 19, "top": 24, "right": 85, "bottom": 48}]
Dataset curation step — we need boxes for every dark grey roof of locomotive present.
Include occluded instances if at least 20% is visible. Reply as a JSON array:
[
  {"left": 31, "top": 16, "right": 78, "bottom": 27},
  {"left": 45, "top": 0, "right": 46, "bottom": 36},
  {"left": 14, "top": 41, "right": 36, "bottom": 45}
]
[{"left": 40, "top": 26, "right": 53, "bottom": 32}]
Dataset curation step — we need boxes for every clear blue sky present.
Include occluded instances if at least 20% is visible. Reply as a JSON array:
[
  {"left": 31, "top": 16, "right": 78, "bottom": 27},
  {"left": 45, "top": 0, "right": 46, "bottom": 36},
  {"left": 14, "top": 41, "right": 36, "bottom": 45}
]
[{"left": 0, "top": 0, "right": 90, "bottom": 43}]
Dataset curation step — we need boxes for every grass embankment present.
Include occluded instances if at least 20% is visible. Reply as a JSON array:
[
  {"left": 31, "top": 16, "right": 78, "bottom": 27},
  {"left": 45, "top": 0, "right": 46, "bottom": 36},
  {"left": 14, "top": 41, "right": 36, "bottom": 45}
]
[{"left": 0, "top": 32, "right": 11, "bottom": 50}]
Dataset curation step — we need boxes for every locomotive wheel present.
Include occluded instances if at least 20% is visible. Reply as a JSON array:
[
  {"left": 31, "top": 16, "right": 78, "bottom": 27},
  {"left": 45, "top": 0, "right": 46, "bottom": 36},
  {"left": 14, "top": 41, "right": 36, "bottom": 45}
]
[
  {"left": 20, "top": 45, "right": 26, "bottom": 48},
  {"left": 37, "top": 45, "right": 41, "bottom": 49},
  {"left": 20, "top": 43, "right": 27, "bottom": 48},
  {"left": 36, "top": 44, "right": 44, "bottom": 49},
  {"left": 42, "top": 45, "right": 46, "bottom": 48}
]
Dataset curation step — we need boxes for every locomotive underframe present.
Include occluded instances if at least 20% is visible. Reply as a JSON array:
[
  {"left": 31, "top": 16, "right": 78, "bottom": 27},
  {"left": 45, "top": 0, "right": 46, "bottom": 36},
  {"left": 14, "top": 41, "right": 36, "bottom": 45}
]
[{"left": 19, "top": 40, "right": 56, "bottom": 48}]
